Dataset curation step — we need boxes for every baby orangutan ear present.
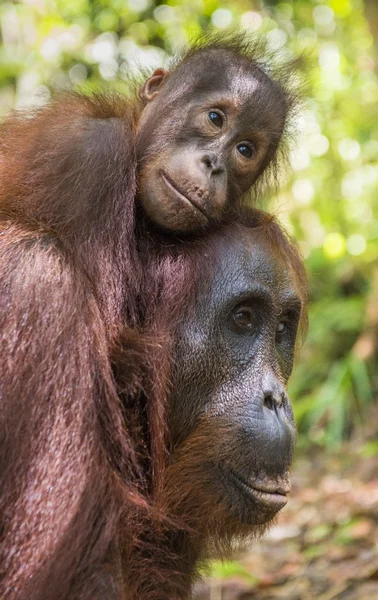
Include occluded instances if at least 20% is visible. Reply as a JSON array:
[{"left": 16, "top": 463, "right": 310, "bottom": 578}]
[{"left": 139, "top": 68, "right": 169, "bottom": 103}]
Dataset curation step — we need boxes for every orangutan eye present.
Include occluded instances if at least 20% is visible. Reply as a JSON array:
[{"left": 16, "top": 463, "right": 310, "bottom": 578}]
[
  {"left": 232, "top": 306, "right": 257, "bottom": 333},
  {"left": 237, "top": 143, "right": 255, "bottom": 159},
  {"left": 275, "top": 321, "right": 288, "bottom": 342},
  {"left": 208, "top": 111, "right": 223, "bottom": 129}
]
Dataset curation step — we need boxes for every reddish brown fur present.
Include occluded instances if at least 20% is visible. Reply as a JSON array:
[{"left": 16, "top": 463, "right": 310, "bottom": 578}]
[
  {"left": 0, "top": 87, "right": 307, "bottom": 599},
  {"left": 122, "top": 214, "right": 308, "bottom": 599}
]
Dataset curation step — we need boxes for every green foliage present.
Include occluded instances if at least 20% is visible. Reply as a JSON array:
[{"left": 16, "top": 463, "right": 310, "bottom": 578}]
[
  {"left": 0, "top": 0, "right": 377, "bottom": 446},
  {"left": 201, "top": 559, "right": 258, "bottom": 583},
  {"left": 358, "top": 439, "right": 378, "bottom": 457}
]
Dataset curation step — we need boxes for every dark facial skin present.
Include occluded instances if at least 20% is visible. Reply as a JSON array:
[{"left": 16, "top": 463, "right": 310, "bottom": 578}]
[
  {"left": 165, "top": 232, "right": 302, "bottom": 528},
  {"left": 136, "top": 50, "right": 288, "bottom": 233}
]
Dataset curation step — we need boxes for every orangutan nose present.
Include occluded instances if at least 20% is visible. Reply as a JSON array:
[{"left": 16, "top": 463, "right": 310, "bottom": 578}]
[{"left": 200, "top": 152, "right": 224, "bottom": 175}]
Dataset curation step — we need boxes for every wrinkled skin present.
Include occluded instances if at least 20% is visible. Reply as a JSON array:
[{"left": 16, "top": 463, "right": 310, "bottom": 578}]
[
  {"left": 166, "top": 231, "right": 301, "bottom": 529},
  {"left": 137, "top": 48, "right": 289, "bottom": 232}
]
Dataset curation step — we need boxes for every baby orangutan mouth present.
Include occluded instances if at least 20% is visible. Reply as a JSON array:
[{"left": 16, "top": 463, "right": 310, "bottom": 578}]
[{"left": 160, "top": 170, "right": 210, "bottom": 222}]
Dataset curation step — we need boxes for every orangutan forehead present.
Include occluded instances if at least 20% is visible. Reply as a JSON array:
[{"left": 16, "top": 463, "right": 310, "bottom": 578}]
[
  {"left": 172, "top": 52, "right": 263, "bottom": 99},
  {"left": 165, "top": 53, "right": 286, "bottom": 132},
  {"left": 205, "top": 230, "right": 302, "bottom": 305}
]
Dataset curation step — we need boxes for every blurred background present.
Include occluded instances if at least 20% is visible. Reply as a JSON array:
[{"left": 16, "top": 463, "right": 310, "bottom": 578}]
[{"left": 0, "top": 1, "right": 377, "bottom": 598}]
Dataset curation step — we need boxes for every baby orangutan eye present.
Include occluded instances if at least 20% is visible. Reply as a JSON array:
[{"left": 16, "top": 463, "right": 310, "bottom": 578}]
[
  {"left": 208, "top": 111, "right": 223, "bottom": 129},
  {"left": 237, "top": 142, "right": 255, "bottom": 159}
]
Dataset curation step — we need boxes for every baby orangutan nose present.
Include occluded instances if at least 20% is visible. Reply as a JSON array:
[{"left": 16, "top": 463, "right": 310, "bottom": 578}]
[{"left": 200, "top": 152, "right": 225, "bottom": 176}]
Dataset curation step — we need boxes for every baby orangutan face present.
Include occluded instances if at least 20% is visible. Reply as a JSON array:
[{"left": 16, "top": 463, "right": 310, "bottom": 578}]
[{"left": 136, "top": 48, "right": 290, "bottom": 233}]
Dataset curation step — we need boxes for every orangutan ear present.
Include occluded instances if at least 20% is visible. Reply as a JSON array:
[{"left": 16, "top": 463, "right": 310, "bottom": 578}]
[{"left": 139, "top": 68, "right": 169, "bottom": 103}]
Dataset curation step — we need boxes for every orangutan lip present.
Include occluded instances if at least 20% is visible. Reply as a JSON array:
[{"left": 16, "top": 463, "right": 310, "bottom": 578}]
[
  {"left": 160, "top": 171, "right": 209, "bottom": 221},
  {"left": 225, "top": 467, "right": 290, "bottom": 508}
]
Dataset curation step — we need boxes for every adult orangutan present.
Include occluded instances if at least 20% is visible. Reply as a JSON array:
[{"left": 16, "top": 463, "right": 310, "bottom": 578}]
[
  {"left": 0, "top": 207, "right": 307, "bottom": 600},
  {"left": 123, "top": 210, "right": 307, "bottom": 599},
  {"left": 0, "top": 36, "right": 304, "bottom": 600}
]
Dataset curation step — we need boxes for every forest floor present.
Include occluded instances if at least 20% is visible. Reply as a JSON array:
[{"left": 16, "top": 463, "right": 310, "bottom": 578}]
[{"left": 194, "top": 416, "right": 378, "bottom": 600}]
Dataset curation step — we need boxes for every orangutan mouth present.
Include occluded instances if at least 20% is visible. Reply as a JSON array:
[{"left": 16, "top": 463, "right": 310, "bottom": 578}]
[
  {"left": 225, "top": 466, "right": 290, "bottom": 511},
  {"left": 160, "top": 171, "right": 209, "bottom": 221}
]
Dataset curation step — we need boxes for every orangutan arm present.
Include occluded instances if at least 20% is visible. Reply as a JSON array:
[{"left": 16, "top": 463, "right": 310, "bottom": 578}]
[{"left": 0, "top": 225, "right": 130, "bottom": 599}]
